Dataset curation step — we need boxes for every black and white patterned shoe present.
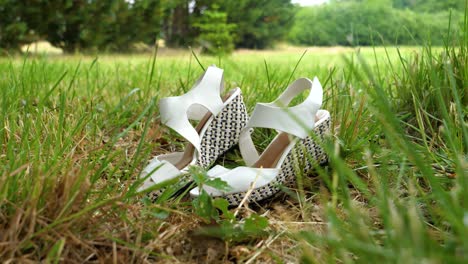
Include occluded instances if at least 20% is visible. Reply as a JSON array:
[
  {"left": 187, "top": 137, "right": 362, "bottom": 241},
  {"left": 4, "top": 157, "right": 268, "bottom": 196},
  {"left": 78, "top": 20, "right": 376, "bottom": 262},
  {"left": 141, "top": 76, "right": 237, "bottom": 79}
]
[
  {"left": 138, "top": 66, "right": 249, "bottom": 201},
  {"left": 189, "top": 77, "right": 330, "bottom": 206}
]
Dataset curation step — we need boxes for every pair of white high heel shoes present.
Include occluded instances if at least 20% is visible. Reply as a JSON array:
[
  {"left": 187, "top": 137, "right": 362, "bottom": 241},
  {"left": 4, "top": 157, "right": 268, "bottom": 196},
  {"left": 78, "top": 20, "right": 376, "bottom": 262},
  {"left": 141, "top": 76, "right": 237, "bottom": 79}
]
[{"left": 138, "top": 66, "right": 330, "bottom": 206}]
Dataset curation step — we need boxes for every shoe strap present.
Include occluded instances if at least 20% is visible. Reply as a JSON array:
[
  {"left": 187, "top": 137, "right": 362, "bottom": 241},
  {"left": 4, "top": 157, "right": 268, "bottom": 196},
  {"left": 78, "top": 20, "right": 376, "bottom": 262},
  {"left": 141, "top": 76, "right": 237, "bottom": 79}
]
[
  {"left": 159, "top": 66, "right": 225, "bottom": 152},
  {"left": 239, "top": 77, "right": 323, "bottom": 166}
]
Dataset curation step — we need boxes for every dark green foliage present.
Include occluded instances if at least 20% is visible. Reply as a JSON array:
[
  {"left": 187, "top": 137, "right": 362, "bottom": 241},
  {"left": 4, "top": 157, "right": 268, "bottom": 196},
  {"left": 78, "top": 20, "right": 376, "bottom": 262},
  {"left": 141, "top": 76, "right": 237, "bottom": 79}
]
[
  {"left": 222, "top": 0, "right": 296, "bottom": 49},
  {"left": 131, "top": 0, "right": 163, "bottom": 46},
  {"left": 0, "top": 0, "right": 162, "bottom": 53},
  {"left": 0, "top": 0, "right": 32, "bottom": 51},
  {"left": 194, "top": 5, "right": 236, "bottom": 55},
  {"left": 42, "top": 0, "right": 162, "bottom": 52},
  {"left": 43, "top": 0, "right": 96, "bottom": 52},
  {"left": 289, "top": 1, "right": 464, "bottom": 46},
  {"left": 165, "top": 0, "right": 296, "bottom": 49},
  {"left": 162, "top": 0, "right": 191, "bottom": 47}
]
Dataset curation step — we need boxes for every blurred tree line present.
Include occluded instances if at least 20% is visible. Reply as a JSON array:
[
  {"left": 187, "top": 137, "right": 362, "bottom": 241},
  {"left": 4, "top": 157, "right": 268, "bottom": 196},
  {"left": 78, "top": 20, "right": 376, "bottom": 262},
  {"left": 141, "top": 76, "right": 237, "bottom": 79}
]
[
  {"left": 289, "top": 0, "right": 465, "bottom": 46},
  {"left": 0, "top": 0, "right": 163, "bottom": 52},
  {"left": 0, "top": 0, "right": 464, "bottom": 53},
  {"left": 0, "top": 0, "right": 294, "bottom": 53}
]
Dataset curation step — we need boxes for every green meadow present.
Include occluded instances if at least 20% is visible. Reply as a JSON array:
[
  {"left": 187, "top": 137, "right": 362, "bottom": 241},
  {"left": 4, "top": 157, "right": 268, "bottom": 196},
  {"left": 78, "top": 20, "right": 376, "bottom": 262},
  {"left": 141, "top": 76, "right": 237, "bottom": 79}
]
[{"left": 0, "top": 43, "right": 466, "bottom": 262}]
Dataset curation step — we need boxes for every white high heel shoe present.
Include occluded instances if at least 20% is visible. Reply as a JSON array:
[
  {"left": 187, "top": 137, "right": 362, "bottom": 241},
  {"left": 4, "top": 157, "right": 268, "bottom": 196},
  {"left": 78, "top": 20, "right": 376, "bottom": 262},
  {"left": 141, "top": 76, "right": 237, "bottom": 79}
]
[
  {"left": 138, "top": 66, "right": 249, "bottom": 200},
  {"left": 189, "top": 77, "right": 330, "bottom": 205}
]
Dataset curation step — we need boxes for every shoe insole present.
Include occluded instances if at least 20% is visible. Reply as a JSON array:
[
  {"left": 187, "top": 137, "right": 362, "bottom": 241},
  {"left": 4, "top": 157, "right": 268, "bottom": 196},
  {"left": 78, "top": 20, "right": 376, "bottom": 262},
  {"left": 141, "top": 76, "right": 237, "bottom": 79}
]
[
  {"left": 253, "top": 133, "right": 291, "bottom": 169},
  {"left": 253, "top": 115, "right": 322, "bottom": 169}
]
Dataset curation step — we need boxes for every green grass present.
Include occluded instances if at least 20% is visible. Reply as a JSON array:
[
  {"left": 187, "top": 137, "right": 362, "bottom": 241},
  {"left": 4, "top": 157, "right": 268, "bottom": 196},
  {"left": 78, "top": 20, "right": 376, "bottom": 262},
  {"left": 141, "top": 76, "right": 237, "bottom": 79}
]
[{"left": 0, "top": 38, "right": 466, "bottom": 264}]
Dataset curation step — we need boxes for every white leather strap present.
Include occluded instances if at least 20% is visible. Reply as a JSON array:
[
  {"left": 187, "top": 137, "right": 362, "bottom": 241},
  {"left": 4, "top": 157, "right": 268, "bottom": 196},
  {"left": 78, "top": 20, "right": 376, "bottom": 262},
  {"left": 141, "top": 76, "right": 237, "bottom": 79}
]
[
  {"left": 159, "top": 66, "right": 225, "bottom": 152},
  {"left": 239, "top": 77, "right": 323, "bottom": 166}
]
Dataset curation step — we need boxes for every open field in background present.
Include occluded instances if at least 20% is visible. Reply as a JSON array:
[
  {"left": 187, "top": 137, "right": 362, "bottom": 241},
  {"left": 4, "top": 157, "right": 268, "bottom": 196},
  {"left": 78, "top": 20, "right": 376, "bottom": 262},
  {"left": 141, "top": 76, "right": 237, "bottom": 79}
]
[{"left": 0, "top": 43, "right": 466, "bottom": 263}]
